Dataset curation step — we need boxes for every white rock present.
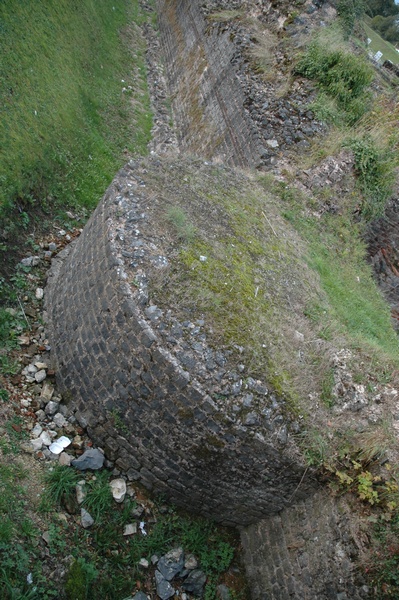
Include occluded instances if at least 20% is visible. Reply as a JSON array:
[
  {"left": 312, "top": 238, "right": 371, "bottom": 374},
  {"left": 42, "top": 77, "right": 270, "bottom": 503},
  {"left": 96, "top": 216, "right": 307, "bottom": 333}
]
[
  {"left": 123, "top": 523, "right": 138, "bottom": 536},
  {"left": 266, "top": 139, "right": 279, "bottom": 148},
  {"left": 184, "top": 554, "right": 198, "bottom": 570},
  {"left": 31, "top": 424, "right": 43, "bottom": 438},
  {"left": 294, "top": 330, "right": 305, "bottom": 343},
  {"left": 34, "top": 361, "right": 47, "bottom": 370},
  {"left": 35, "top": 288, "right": 44, "bottom": 300},
  {"left": 31, "top": 438, "right": 43, "bottom": 451},
  {"left": 35, "top": 369, "right": 47, "bottom": 383},
  {"left": 39, "top": 431, "right": 52, "bottom": 446},
  {"left": 52, "top": 413, "right": 67, "bottom": 428},
  {"left": 110, "top": 478, "right": 127, "bottom": 503},
  {"left": 27, "top": 364, "right": 38, "bottom": 374},
  {"left": 40, "top": 382, "right": 54, "bottom": 403},
  {"left": 139, "top": 558, "right": 149, "bottom": 568},
  {"left": 45, "top": 401, "right": 59, "bottom": 415},
  {"left": 42, "top": 530, "right": 51, "bottom": 544}
]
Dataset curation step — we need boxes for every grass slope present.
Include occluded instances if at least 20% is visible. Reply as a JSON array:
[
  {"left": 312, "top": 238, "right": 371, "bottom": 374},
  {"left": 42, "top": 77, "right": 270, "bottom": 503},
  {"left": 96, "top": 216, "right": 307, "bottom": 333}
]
[
  {"left": 0, "top": 0, "right": 153, "bottom": 239},
  {"left": 363, "top": 20, "right": 399, "bottom": 64}
]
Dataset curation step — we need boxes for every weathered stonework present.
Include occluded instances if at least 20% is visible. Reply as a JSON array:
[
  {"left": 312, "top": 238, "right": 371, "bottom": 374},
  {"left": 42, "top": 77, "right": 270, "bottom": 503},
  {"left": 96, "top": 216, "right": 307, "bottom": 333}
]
[
  {"left": 45, "top": 157, "right": 318, "bottom": 527},
  {"left": 241, "top": 490, "right": 369, "bottom": 599},
  {"left": 44, "top": 0, "right": 375, "bottom": 595},
  {"left": 156, "top": 0, "right": 262, "bottom": 168}
]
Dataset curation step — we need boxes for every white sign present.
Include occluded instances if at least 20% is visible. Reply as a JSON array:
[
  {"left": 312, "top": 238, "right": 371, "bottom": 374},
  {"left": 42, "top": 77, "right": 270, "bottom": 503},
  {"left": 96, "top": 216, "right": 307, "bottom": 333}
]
[{"left": 374, "top": 51, "right": 383, "bottom": 62}]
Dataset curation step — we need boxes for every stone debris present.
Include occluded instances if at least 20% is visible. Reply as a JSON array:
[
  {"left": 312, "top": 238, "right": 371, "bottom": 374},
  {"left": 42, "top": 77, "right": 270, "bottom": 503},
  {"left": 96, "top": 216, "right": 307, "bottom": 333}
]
[
  {"left": 75, "top": 481, "right": 86, "bottom": 504},
  {"left": 155, "top": 570, "right": 175, "bottom": 600},
  {"left": 71, "top": 448, "right": 105, "bottom": 471},
  {"left": 182, "top": 569, "right": 207, "bottom": 596},
  {"left": 157, "top": 547, "right": 185, "bottom": 581},
  {"left": 123, "top": 523, "right": 138, "bottom": 536},
  {"left": 110, "top": 477, "right": 127, "bottom": 503},
  {"left": 80, "top": 508, "right": 94, "bottom": 529}
]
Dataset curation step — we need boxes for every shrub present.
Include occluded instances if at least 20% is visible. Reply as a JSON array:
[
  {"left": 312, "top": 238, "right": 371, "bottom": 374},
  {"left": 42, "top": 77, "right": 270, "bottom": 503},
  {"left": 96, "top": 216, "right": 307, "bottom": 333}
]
[
  {"left": 295, "top": 39, "right": 373, "bottom": 125},
  {"left": 347, "top": 135, "right": 396, "bottom": 219}
]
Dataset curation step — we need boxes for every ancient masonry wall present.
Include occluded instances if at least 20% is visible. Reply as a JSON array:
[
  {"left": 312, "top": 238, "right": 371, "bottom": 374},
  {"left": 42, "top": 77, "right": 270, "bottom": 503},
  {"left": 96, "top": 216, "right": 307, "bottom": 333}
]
[
  {"left": 156, "top": 0, "right": 261, "bottom": 168},
  {"left": 241, "top": 490, "right": 369, "bottom": 600},
  {"left": 45, "top": 159, "right": 317, "bottom": 527}
]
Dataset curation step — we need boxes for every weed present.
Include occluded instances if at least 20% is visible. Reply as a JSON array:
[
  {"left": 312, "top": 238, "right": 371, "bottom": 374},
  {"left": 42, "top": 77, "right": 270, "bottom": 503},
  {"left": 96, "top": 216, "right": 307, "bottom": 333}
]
[
  {"left": 295, "top": 28, "right": 373, "bottom": 125},
  {"left": 0, "top": 388, "right": 9, "bottom": 402},
  {"left": 110, "top": 409, "right": 129, "bottom": 435},
  {"left": 44, "top": 465, "right": 80, "bottom": 507},
  {"left": 65, "top": 558, "right": 98, "bottom": 600},
  {"left": 166, "top": 206, "right": 196, "bottom": 242},
  {"left": 299, "top": 428, "right": 333, "bottom": 467},
  {"left": 83, "top": 472, "right": 113, "bottom": 524},
  {"left": 345, "top": 135, "right": 396, "bottom": 220}
]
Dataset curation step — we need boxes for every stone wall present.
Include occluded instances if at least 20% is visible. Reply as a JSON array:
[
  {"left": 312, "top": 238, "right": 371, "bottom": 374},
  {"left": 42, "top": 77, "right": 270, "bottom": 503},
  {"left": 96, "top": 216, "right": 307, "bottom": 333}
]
[
  {"left": 45, "top": 157, "right": 317, "bottom": 527},
  {"left": 156, "top": 0, "right": 261, "bottom": 168},
  {"left": 241, "top": 490, "right": 369, "bottom": 599}
]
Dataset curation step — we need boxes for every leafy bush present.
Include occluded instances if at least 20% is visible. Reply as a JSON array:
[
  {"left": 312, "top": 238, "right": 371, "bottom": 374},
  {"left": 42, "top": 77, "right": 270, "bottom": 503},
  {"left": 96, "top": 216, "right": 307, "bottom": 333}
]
[
  {"left": 296, "top": 39, "right": 373, "bottom": 124},
  {"left": 347, "top": 135, "right": 396, "bottom": 219}
]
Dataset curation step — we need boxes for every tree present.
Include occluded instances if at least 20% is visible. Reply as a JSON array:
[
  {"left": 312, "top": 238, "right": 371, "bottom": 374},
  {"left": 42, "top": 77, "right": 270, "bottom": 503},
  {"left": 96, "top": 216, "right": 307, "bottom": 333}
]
[
  {"left": 365, "top": 0, "right": 399, "bottom": 18},
  {"left": 337, "top": 0, "right": 365, "bottom": 37},
  {"left": 370, "top": 14, "right": 399, "bottom": 43}
]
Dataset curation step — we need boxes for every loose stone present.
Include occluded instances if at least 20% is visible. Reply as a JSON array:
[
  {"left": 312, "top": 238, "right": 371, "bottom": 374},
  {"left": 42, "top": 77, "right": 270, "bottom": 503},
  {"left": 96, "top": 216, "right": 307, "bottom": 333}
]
[
  {"left": 139, "top": 558, "right": 149, "bottom": 568},
  {"left": 34, "top": 369, "right": 47, "bottom": 383},
  {"left": 110, "top": 478, "right": 127, "bottom": 503},
  {"left": 81, "top": 508, "right": 94, "bottom": 528},
  {"left": 76, "top": 481, "right": 86, "bottom": 504},
  {"left": 59, "top": 452, "right": 73, "bottom": 466},
  {"left": 71, "top": 448, "right": 105, "bottom": 471},
  {"left": 155, "top": 571, "right": 175, "bottom": 600},
  {"left": 157, "top": 547, "right": 185, "bottom": 581},
  {"left": 39, "top": 431, "right": 52, "bottom": 446},
  {"left": 182, "top": 569, "right": 207, "bottom": 596},
  {"left": 31, "top": 423, "right": 43, "bottom": 438},
  {"left": 123, "top": 523, "right": 138, "bottom": 536},
  {"left": 45, "top": 401, "right": 59, "bottom": 416}
]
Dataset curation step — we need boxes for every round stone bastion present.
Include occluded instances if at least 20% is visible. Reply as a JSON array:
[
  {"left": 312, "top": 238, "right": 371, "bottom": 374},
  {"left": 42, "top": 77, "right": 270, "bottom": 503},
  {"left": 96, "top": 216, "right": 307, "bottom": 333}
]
[{"left": 45, "top": 156, "right": 317, "bottom": 526}]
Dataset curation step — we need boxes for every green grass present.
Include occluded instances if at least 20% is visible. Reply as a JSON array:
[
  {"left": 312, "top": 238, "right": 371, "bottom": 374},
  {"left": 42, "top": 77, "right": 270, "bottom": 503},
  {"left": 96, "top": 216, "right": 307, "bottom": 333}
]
[
  {"left": 41, "top": 468, "right": 236, "bottom": 599},
  {"left": 363, "top": 20, "right": 399, "bottom": 65},
  {"left": 295, "top": 26, "right": 373, "bottom": 126},
  {"left": 0, "top": 0, "right": 153, "bottom": 237},
  {"left": 271, "top": 180, "right": 399, "bottom": 365}
]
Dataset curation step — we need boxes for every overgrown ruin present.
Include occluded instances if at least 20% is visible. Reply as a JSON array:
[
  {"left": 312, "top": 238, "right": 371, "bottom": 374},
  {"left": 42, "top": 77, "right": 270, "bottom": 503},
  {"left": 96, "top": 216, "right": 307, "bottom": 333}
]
[{"left": 45, "top": 0, "right": 399, "bottom": 597}]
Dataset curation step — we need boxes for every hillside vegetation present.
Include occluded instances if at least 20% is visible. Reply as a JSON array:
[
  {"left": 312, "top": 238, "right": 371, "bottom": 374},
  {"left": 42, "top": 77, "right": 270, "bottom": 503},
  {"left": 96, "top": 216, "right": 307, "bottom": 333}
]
[{"left": 0, "top": 0, "right": 152, "bottom": 249}]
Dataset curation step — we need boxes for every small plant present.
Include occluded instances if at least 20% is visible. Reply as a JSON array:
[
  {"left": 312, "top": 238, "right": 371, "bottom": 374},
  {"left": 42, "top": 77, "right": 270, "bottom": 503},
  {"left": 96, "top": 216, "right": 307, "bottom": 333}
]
[
  {"left": 346, "top": 135, "right": 396, "bottom": 220},
  {"left": 83, "top": 471, "right": 113, "bottom": 523},
  {"left": 167, "top": 206, "right": 196, "bottom": 242},
  {"left": 44, "top": 465, "right": 80, "bottom": 507},
  {"left": 65, "top": 558, "right": 98, "bottom": 600},
  {"left": 0, "top": 388, "right": 9, "bottom": 402},
  {"left": 295, "top": 32, "right": 373, "bottom": 125},
  {"left": 110, "top": 409, "right": 129, "bottom": 434}
]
